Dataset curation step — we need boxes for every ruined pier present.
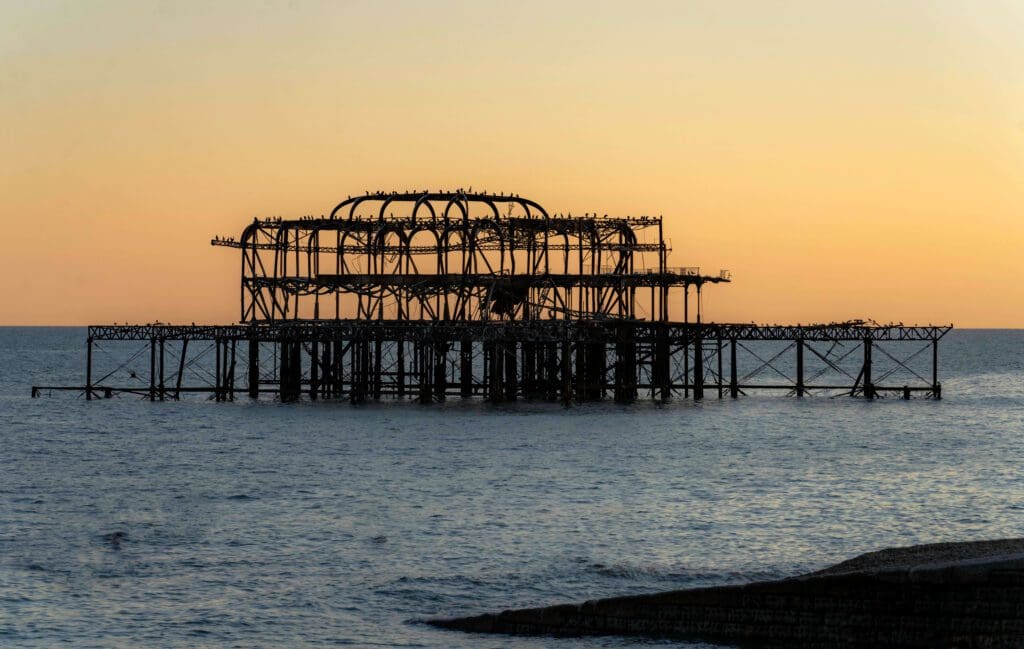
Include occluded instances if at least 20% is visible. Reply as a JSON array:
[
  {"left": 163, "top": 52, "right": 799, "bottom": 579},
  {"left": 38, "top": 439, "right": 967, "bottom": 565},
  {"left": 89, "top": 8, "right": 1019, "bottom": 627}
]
[{"left": 32, "top": 191, "right": 950, "bottom": 402}]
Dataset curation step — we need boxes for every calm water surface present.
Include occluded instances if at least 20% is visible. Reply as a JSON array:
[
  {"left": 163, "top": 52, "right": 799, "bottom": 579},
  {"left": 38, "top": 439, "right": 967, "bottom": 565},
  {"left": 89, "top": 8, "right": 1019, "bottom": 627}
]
[{"left": 1, "top": 328, "right": 1022, "bottom": 647}]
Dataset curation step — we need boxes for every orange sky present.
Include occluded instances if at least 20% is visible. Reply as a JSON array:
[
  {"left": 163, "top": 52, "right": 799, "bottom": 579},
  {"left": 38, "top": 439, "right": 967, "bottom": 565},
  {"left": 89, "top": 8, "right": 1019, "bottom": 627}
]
[{"left": 2, "top": 0, "right": 1022, "bottom": 326}]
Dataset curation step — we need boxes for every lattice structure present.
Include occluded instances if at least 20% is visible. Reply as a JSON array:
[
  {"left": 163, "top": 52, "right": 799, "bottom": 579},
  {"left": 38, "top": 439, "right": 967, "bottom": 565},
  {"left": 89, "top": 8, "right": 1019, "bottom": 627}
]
[{"left": 211, "top": 191, "right": 728, "bottom": 323}]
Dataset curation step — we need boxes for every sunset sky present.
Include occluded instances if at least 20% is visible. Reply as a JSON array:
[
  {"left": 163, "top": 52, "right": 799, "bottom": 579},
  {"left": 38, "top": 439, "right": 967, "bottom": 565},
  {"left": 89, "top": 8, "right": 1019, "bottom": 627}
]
[{"left": 2, "top": 0, "right": 1021, "bottom": 327}]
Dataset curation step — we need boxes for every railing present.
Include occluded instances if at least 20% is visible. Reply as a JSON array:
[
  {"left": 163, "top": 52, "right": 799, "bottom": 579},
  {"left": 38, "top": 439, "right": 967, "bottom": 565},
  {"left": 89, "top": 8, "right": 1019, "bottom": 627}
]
[
  {"left": 596, "top": 266, "right": 707, "bottom": 276},
  {"left": 665, "top": 267, "right": 701, "bottom": 276}
]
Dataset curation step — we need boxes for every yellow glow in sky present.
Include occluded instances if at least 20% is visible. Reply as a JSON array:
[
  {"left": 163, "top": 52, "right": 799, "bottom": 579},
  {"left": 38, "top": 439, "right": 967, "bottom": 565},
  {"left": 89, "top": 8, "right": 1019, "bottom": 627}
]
[{"left": 1, "top": 0, "right": 1022, "bottom": 326}]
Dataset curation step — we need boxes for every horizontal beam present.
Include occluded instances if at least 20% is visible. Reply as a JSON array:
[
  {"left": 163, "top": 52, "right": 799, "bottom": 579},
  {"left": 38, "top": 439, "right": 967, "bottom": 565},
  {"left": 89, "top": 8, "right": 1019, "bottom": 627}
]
[
  {"left": 86, "top": 320, "right": 952, "bottom": 343},
  {"left": 257, "top": 272, "right": 727, "bottom": 291}
]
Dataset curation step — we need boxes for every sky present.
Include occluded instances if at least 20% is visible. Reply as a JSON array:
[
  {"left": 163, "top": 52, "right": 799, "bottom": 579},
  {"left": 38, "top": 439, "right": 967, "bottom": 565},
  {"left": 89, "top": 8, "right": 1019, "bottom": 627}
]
[{"left": 1, "top": 0, "right": 1022, "bottom": 327}]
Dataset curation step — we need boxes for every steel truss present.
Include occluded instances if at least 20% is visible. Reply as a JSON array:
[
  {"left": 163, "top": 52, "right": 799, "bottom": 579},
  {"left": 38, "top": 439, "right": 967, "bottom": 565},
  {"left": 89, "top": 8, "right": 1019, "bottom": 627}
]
[
  {"left": 33, "top": 190, "right": 952, "bottom": 404},
  {"left": 30, "top": 321, "right": 950, "bottom": 403},
  {"left": 211, "top": 191, "right": 728, "bottom": 323}
]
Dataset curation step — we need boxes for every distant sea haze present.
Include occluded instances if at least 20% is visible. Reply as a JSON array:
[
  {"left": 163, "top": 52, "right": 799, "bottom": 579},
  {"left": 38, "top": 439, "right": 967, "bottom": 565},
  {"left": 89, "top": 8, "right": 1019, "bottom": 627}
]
[{"left": 1, "top": 328, "right": 1022, "bottom": 648}]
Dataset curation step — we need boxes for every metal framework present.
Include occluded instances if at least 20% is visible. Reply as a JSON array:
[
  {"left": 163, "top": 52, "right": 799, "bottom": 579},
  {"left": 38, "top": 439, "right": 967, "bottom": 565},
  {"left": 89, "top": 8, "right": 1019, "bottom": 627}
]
[
  {"left": 212, "top": 191, "right": 728, "bottom": 323},
  {"left": 33, "top": 190, "right": 951, "bottom": 404}
]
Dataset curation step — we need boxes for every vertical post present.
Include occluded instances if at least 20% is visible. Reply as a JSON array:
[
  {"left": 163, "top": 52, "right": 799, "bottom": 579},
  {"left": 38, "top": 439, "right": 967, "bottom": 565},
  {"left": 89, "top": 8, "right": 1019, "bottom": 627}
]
[
  {"left": 729, "top": 338, "right": 738, "bottom": 398},
  {"left": 418, "top": 340, "right": 432, "bottom": 404},
  {"left": 339, "top": 337, "right": 348, "bottom": 395},
  {"left": 561, "top": 339, "right": 572, "bottom": 407},
  {"left": 693, "top": 326, "right": 704, "bottom": 401},
  {"left": 175, "top": 339, "right": 188, "bottom": 400},
  {"left": 85, "top": 336, "right": 93, "bottom": 401},
  {"left": 524, "top": 340, "right": 537, "bottom": 399},
  {"left": 716, "top": 336, "right": 723, "bottom": 399},
  {"left": 248, "top": 338, "right": 259, "bottom": 399},
  {"left": 614, "top": 323, "right": 636, "bottom": 403},
  {"left": 309, "top": 340, "right": 319, "bottom": 401},
  {"left": 932, "top": 338, "right": 941, "bottom": 400},
  {"left": 863, "top": 338, "right": 873, "bottom": 400},
  {"left": 149, "top": 338, "right": 157, "bottom": 401},
  {"left": 683, "top": 287, "right": 690, "bottom": 398},
  {"left": 489, "top": 341, "right": 503, "bottom": 402},
  {"left": 433, "top": 339, "right": 447, "bottom": 402},
  {"left": 373, "top": 339, "right": 383, "bottom": 400},
  {"left": 158, "top": 338, "right": 165, "bottom": 401},
  {"left": 592, "top": 340, "right": 607, "bottom": 401},
  {"left": 317, "top": 341, "right": 327, "bottom": 399},
  {"left": 214, "top": 338, "right": 222, "bottom": 402},
  {"left": 505, "top": 341, "right": 517, "bottom": 401},
  {"left": 398, "top": 339, "right": 407, "bottom": 398},
  {"left": 360, "top": 339, "right": 370, "bottom": 403},
  {"left": 796, "top": 338, "right": 805, "bottom": 397},
  {"left": 655, "top": 324, "right": 671, "bottom": 402},
  {"left": 460, "top": 335, "right": 471, "bottom": 397},
  {"left": 481, "top": 341, "right": 490, "bottom": 401},
  {"left": 683, "top": 337, "right": 689, "bottom": 398},
  {"left": 574, "top": 336, "right": 586, "bottom": 402},
  {"left": 280, "top": 340, "right": 301, "bottom": 403},
  {"left": 349, "top": 338, "right": 360, "bottom": 404},
  {"left": 228, "top": 339, "right": 236, "bottom": 401}
]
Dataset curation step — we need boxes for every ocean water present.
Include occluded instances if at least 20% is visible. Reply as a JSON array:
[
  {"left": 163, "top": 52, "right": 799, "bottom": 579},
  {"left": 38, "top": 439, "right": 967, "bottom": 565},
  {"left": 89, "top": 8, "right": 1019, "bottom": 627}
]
[{"left": 1, "top": 327, "right": 1023, "bottom": 648}]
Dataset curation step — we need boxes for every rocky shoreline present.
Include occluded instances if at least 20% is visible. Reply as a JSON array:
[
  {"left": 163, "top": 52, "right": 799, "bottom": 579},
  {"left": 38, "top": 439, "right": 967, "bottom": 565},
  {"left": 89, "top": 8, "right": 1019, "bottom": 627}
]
[{"left": 429, "top": 539, "right": 1024, "bottom": 648}]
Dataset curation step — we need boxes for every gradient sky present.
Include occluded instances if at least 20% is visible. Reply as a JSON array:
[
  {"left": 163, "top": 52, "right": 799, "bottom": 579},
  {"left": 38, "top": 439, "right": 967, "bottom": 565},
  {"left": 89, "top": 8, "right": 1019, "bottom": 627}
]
[{"left": 2, "top": 0, "right": 1022, "bottom": 326}]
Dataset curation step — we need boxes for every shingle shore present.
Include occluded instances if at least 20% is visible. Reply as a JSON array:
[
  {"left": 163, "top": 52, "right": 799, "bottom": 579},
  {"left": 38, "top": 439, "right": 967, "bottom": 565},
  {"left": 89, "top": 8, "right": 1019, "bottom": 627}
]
[{"left": 429, "top": 538, "right": 1024, "bottom": 648}]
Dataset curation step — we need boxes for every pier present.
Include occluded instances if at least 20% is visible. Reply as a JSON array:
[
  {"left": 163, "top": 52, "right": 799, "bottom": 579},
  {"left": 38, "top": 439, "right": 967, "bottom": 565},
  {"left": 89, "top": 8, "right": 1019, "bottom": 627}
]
[{"left": 33, "top": 191, "right": 950, "bottom": 403}]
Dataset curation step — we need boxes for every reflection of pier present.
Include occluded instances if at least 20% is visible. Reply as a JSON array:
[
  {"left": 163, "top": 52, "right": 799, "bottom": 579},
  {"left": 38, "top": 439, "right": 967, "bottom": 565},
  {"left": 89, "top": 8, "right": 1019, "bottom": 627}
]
[{"left": 32, "top": 191, "right": 950, "bottom": 403}]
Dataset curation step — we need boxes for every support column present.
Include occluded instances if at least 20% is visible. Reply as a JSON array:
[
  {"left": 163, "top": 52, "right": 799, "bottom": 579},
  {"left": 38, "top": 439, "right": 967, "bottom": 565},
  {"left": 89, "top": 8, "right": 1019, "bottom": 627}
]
[
  {"left": 574, "top": 337, "right": 587, "bottom": 403},
  {"left": 334, "top": 339, "right": 345, "bottom": 398},
  {"left": 373, "top": 339, "right": 383, "bottom": 400},
  {"left": 418, "top": 340, "right": 432, "bottom": 404},
  {"left": 546, "top": 342, "right": 560, "bottom": 401},
  {"left": 796, "top": 338, "right": 805, "bottom": 397},
  {"left": 729, "top": 338, "right": 738, "bottom": 398},
  {"left": 248, "top": 338, "right": 259, "bottom": 399},
  {"left": 488, "top": 341, "right": 503, "bottom": 403},
  {"left": 280, "top": 340, "right": 302, "bottom": 403},
  {"left": 693, "top": 327, "right": 704, "bottom": 401},
  {"left": 459, "top": 338, "right": 472, "bottom": 398},
  {"left": 932, "top": 338, "right": 941, "bottom": 400},
  {"left": 158, "top": 338, "right": 166, "bottom": 401},
  {"left": 309, "top": 340, "right": 319, "bottom": 401},
  {"left": 349, "top": 339, "right": 361, "bottom": 404},
  {"left": 175, "top": 339, "right": 188, "bottom": 400},
  {"left": 227, "top": 340, "right": 236, "bottom": 401},
  {"left": 504, "top": 341, "right": 517, "bottom": 401},
  {"left": 149, "top": 337, "right": 157, "bottom": 402},
  {"left": 86, "top": 337, "right": 93, "bottom": 401},
  {"left": 655, "top": 325, "right": 671, "bottom": 402},
  {"left": 434, "top": 339, "right": 447, "bottom": 402},
  {"left": 561, "top": 340, "right": 572, "bottom": 407},
  {"left": 588, "top": 340, "right": 606, "bottom": 401},
  {"left": 523, "top": 341, "right": 538, "bottom": 399},
  {"left": 362, "top": 335, "right": 374, "bottom": 401},
  {"left": 398, "top": 340, "right": 407, "bottom": 398},
  {"left": 614, "top": 323, "right": 636, "bottom": 404},
  {"left": 321, "top": 341, "right": 329, "bottom": 398},
  {"left": 214, "top": 338, "right": 221, "bottom": 402},
  {"left": 863, "top": 338, "right": 873, "bottom": 400},
  {"left": 278, "top": 340, "right": 288, "bottom": 403},
  {"left": 716, "top": 336, "right": 723, "bottom": 399}
]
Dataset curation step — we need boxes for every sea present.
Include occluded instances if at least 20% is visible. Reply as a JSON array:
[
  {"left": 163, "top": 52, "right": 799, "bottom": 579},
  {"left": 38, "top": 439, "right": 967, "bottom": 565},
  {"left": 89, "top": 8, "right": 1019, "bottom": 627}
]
[{"left": 1, "top": 327, "right": 1022, "bottom": 648}]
